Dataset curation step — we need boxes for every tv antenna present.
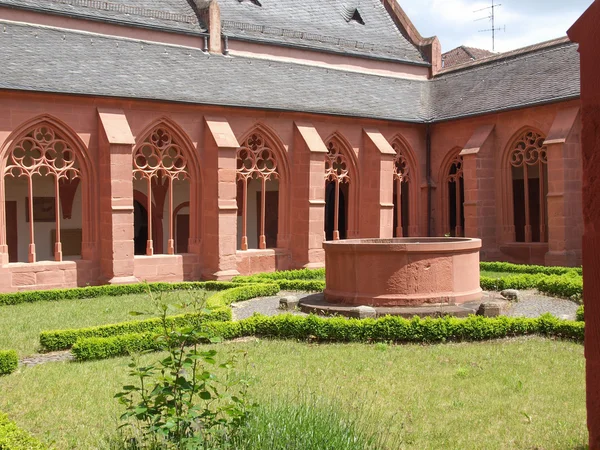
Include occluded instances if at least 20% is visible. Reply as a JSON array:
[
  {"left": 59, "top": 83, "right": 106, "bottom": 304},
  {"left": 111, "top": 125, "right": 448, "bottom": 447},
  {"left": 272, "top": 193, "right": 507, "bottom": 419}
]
[{"left": 474, "top": 0, "right": 505, "bottom": 52}]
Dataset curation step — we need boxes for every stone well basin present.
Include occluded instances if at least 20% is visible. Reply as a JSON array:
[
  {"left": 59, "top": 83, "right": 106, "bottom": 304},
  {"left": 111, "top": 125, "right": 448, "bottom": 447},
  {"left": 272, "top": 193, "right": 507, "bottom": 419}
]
[{"left": 323, "top": 237, "right": 482, "bottom": 307}]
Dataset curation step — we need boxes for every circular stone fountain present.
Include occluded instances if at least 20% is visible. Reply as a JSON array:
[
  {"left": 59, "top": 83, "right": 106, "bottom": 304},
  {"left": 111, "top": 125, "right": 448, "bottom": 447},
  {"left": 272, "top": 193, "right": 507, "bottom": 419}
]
[{"left": 300, "top": 237, "right": 484, "bottom": 318}]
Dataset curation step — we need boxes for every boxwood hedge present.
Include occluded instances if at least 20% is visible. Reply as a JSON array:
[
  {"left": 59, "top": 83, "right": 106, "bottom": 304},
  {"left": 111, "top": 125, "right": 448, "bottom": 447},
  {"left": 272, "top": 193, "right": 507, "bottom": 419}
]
[
  {"left": 71, "top": 313, "right": 584, "bottom": 362},
  {"left": 0, "top": 351, "right": 17, "bottom": 376},
  {"left": 39, "top": 307, "right": 231, "bottom": 352},
  {"left": 0, "top": 413, "right": 47, "bottom": 449}
]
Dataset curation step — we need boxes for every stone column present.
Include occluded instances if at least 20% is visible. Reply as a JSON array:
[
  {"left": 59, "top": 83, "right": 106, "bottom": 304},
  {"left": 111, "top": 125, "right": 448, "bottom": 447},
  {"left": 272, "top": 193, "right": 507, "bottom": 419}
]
[
  {"left": 201, "top": 117, "right": 240, "bottom": 280},
  {"left": 460, "top": 124, "right": 498, "bottom": 260},
  {"left": 361, "top": 129, "right": 395, "bottom": 238},
  {"left": 289, "top": 123, "right": 327, "bottom": 268},
  {"left": 97, "top": 109, "right": 138, "bottom": 284},
  {"left": 568, "top": 3, "right": 600, "bottom": 447},
  {"left": 544, "top": 107, "right": 582, "bottom": 267}
]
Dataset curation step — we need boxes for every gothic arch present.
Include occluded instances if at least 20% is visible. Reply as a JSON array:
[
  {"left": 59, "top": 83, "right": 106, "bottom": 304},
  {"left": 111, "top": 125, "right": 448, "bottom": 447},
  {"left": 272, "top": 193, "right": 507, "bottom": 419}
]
[
  {"left": 389, "top": 134, "right": 420, "bottom": 237},
  {"left": 236, "top": 122, "right": 291, "bottom": 249},
  {"left": 324, "top": 131, "right": 360, "bottom": 239},
  {"left": 133, "top": 117, "right": 202, "bottom": 255},
  {"left": 438, "top": 147, "right": 464, "bottom": 236},
  {"left": 0, "top": 114, "right": 97, "bottom": 263},
  {"left": 500, "top": 125, "right": 549, "bottom": 243}
]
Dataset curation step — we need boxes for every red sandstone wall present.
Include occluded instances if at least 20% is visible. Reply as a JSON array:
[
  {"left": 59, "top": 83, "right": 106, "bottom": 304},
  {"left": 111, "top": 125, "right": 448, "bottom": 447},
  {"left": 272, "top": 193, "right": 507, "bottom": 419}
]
[{"left": 430, "top": 100, "right": 583, "bottom": 265}]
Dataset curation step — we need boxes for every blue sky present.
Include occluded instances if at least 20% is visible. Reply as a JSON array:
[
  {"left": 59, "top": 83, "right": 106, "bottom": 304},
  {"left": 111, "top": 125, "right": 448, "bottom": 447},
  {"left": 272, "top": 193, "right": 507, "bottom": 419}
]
[{"left": 400, "top": 0, "right": 594, "bottom": 53}]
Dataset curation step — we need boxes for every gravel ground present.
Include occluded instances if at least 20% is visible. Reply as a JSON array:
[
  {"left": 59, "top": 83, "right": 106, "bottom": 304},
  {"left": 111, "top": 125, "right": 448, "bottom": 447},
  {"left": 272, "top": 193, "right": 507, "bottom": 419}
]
[
  {"left": 499, "top": 290, "right": 580, "bottom": 320},
  {"left": 231, "top": 291, "right": 311, "bottom": 320},
  {"left": 232, "top": 289, "right": 581, "bottom": 321}
]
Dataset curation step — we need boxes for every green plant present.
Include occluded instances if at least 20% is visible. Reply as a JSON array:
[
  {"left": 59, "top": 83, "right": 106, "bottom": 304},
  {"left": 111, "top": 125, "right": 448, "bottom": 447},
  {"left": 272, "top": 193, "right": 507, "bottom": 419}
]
[
  {"left": 0, "top": 413, "right": 47, "bottom": 449},
  {"left": 40, "top": 307, "right": 231, "bottom": 352},
  {"left": 577, "top": 305, "right": 584, "bottom": 322},
  {"left": 0, "top": 350, "right": 17, "bottom": 376},
  {"left": 479, "top": 261, "right": 582, "bottom": 276},
  {"left": 114, "top": 298, "right": 253, "bottom": 449},
  {"left": 73, "top": 313, "right": 585, "bottom": 362}
]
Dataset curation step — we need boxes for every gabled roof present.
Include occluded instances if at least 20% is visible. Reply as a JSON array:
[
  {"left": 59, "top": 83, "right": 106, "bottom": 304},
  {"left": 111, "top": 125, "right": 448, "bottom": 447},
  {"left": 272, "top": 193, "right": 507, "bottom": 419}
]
[
  {"left": 218, "top": 0, "right": 428, "bottom": 64},
  {"left": 0, "top": 20, "right": 429, "bottom": 122},
  {"left": 431, "top": 38, "right": 579, "bottom": 121},
  {"left": 0, "top": 0, "right": 207, "bottom": 34},
  {"left": 442, "top": 46, "right": 493, "bottom": 69}
]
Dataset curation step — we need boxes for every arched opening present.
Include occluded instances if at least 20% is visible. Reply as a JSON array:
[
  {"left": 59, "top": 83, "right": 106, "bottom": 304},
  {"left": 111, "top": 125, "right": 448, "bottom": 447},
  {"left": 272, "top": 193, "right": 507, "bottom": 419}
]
[
  {"left": 324, "top": 138, "right": 352, "bottom": 241},
  {"left": 509, "top": 130, "right": 548, "bottom": 243},
  {"left": 446, "top": 155, "right": 464, "bottom": 237},
  {"left": 236, "top": 132, "right": 281, "bottom": 250},
  {"left": 3, "top": 124, "right": 85, "bottom": 263},
  {"left": 133, "top": 200, "right": 148, "bottom": 256},
  {"left": 325, "top": 181, "right": 348, "bottom": 240},
  {"left": 133, "top": 124, "right": 194, "bottom": 256}
]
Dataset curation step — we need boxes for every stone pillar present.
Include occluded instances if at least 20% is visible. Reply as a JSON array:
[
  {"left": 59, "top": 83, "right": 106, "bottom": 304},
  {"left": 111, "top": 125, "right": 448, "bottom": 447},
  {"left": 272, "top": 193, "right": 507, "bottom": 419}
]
[
  {"left": 290, "top": 123, "right": 327, "bottom": 268},
  {"left": 568, "top": 3, "right": 600, "bottom": 447},
  {"left": 544, "top": 107, "right": 582, "bottom": 267},
  {"left": 201, "top": 117, "right": 240, "bottom": 280},
  {"left": 460, "top": 125, "right": 498, "bottom": 260},
  {"left": 361, "top": 129, "right": 395, "bottom": 238},
  {"left": 97, "top": 109, "right": 138, "bottom": 284}
]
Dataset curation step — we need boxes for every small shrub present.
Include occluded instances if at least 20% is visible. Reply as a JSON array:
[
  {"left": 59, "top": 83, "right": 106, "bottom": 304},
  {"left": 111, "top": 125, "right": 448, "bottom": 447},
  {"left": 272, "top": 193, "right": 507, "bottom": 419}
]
[
  {"left": 0, "top": 351, "right": 17, "bottom": 376},
  {"left": 115, "top": 301, "right": 252, "bottom": 449},
  {"left": 0, "top": 413, "right": 47, "bottom": 449},
  {"left": 479, "top": 262, "right": 581, "bottom": 276}
]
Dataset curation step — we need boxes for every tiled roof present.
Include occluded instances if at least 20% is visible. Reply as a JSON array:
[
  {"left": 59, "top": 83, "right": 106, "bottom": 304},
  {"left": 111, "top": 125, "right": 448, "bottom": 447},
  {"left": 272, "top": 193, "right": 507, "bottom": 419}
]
[
  {"left": 431, "top": 39, "right": 580, "bottom": 121},
  {"left": 442, "top": 46, "right": 493, "bottom": 69},
  {"left": 218, "top": 0, "right": 427, "bottom": 64},
  {"left": 0, "top": 20, "right": 429, "bottom": 122},
  {"left": 0, "top": 0, "right": 207, "bottom": 34},
  {"left": 0, "top": 20, "right": 580, "bottom": 123}
]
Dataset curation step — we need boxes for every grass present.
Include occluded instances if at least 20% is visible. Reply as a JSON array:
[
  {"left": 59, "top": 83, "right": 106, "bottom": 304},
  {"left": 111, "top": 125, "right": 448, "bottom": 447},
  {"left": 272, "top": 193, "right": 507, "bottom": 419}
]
[
  {"left": 481, "top": 270, "right": 514, "bottom": 280},
  {"left": 0, "top": 290, "right": 207, "bottom": 355},
  {"left": 0, "top": 337, "right": 586, "bottom": 449}
]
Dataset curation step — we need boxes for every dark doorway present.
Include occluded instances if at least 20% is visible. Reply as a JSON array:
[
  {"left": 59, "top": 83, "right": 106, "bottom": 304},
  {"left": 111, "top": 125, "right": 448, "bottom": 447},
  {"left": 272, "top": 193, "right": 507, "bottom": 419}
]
[
  {"left": 448, "top": 178, "right": 465, "bottom": 237},
  {"left": 256, "top": 191, "right": 279, "bottom": 248},
  {"left": 393, "top": 181, "right": 410, "bottom": 237},
  {"left": 5, "top": 201, "right": 17, "bottom": 262},
  {"left": 134, "top": 200, "right": 148, "bottom": 255},
  {"left": 325, "top": 181, "right": 348, "bottom": 241},
  {"left": 176, "top": 214, "right": 189, "bottom": 253}
]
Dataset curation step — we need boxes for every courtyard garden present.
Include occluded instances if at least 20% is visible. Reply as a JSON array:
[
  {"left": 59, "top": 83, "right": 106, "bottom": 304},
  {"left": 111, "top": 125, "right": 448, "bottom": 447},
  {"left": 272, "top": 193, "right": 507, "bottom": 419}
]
[{"left": 0, "top": 262, "right": 587, "bottom": 449}]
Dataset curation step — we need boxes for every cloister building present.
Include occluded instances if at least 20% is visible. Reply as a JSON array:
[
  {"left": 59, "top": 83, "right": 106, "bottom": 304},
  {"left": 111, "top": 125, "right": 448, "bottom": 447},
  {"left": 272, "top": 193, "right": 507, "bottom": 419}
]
[{"left": 0, "top": 0, "right": 583, "bottom": 291}]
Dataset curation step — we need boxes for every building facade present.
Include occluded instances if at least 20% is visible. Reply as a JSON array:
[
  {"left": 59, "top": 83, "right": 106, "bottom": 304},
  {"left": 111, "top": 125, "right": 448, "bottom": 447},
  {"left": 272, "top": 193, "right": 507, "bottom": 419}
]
[{"left": 0, "top": 0, "right": 583, "bottom": 292}]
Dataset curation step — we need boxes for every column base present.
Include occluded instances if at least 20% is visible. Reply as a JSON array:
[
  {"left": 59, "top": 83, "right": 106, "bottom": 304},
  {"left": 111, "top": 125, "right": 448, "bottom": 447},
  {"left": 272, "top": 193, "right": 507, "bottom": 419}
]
[{"left": 210, "top": 269, "right": 241, "bottom": 281}]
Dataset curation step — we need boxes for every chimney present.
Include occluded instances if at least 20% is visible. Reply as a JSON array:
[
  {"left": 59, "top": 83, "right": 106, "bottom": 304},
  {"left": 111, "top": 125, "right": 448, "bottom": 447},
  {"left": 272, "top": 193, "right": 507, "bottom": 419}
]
[{"left": 195, "top": 0, "right": 222, "bottom": 54}]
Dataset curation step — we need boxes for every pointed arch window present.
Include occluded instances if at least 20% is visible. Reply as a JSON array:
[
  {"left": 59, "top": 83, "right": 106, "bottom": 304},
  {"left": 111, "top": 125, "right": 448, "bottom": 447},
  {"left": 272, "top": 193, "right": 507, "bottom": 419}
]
[
  {"left": 509, "top": 130, "right": 548, "bottom": 243},
  {"left": 392, "top": 143, "right": 411, "bottom": 238},
  {"left": 4, "top": 126, "right": 82, "bottom": 263},
  {"left": 237, "top": 133, "right": 280, "bottom": 250},
  {"left": 446, "top": 155, "right": 464, "bottom": 237},
  {"left": 325, "top": 140, "right": 351, "bottom": 241},
  {"left": 133, "top": 127, "right": 189, "bottom": 256}
]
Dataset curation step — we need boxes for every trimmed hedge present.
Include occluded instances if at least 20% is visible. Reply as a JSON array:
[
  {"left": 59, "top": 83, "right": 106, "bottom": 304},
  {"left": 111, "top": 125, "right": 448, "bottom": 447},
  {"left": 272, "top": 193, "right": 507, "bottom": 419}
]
[
  {"left": 480, "top": 271, "right": 582, "bottom": 300},
  {"left": 205, "top": 282, "right": 280, "bottom": 308},
  {"left": 232, "top": 268, "right": 325, "bottom": 282},
  {"left": 577, "top": 305, "right": 584, "bottom": 322},
  {"left": 480, "top": 261, "right": 582, "bottom": 276},
  {"left": 39, "top": 307, "right": 231, "bottom": 352},
  {"left": 0, "top": 413, "right": 47, "bottom": 449},
  {"left": 71, "top": 313, "right": 584, "bottom": 361},
  {"left": 0, "top": 281, "right": 241, "bottom": 307},
  {"left": 0, "top": 351, "right": 17, "bottom": 376}
]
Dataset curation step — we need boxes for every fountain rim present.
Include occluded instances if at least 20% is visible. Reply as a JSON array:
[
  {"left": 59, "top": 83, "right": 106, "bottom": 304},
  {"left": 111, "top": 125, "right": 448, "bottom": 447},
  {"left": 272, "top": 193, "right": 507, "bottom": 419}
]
[{"left": 322, "top": 237, "right": 482, "bottom": 253}]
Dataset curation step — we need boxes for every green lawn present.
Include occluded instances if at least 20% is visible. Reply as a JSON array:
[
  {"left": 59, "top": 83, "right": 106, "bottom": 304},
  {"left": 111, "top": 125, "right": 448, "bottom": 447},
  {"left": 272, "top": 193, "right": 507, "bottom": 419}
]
[
  {"left": 0, "top": 337, "right": 586, "bottom": 449},
  {"left": 481, "top": 270, "right": 514, "bottom": 279},
  {"left": 0, "top": 290, "right": 207, "bottom": 355}
]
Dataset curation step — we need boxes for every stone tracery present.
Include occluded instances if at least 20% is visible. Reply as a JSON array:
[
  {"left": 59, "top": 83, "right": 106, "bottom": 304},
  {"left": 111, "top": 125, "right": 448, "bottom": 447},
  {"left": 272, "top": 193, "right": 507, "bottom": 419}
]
[
  {"left": 324, "top": 139, "right": 351, "bottom": 241},
  {"left": 133, "top": 126, "right": 189, "bottom": 255},
  {"left": 392, "top": 141, "right": 411, "bottom": 237},
  {"left": 4, "top": 126, "right": 81, "bottom": 262},
  {"left": 445, "top": 154, "right": 464, "bottom": 237}
]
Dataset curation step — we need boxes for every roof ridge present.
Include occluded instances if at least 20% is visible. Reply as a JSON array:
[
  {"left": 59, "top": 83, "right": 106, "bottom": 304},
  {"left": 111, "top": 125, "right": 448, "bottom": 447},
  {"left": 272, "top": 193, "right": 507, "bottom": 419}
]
[{"left": 460, "top": 45, "right": 476, "bottom": 59}]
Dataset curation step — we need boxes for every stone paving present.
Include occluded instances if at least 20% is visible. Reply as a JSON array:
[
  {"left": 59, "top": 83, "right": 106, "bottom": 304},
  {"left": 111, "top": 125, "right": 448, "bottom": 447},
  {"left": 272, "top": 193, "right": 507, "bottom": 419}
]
[{"left": 20, "top": 350, "right": 74, "bottom": 367}]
